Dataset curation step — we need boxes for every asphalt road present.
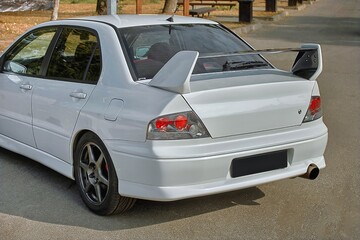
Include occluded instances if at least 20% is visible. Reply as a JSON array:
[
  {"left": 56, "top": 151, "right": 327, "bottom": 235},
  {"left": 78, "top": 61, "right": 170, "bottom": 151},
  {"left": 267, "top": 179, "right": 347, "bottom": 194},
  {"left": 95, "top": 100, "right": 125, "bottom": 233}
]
[{"left": 1, "top": 0, "right": 359, "bottom": 239}]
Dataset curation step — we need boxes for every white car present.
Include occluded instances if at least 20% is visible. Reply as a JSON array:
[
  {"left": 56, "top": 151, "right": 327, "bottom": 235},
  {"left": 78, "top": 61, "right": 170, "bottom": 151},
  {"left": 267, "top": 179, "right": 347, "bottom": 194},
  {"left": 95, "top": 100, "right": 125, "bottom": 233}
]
[{"left": 0, "top": 15, "right": 328, "bottom": 215}]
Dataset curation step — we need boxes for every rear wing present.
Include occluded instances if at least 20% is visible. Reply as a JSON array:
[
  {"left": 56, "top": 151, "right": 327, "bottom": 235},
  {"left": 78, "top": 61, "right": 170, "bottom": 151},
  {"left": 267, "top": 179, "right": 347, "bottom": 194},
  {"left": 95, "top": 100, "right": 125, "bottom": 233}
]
[{"left": 149, "top": 44, "right": 322, "bottom": 94}]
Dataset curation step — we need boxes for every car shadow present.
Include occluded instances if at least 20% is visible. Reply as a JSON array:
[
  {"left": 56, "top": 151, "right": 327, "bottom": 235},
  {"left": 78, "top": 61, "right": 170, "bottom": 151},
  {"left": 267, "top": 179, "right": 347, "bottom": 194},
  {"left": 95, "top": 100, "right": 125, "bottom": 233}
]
[{"left": 0, "top": 147, "right": 265, "bottom": 231}]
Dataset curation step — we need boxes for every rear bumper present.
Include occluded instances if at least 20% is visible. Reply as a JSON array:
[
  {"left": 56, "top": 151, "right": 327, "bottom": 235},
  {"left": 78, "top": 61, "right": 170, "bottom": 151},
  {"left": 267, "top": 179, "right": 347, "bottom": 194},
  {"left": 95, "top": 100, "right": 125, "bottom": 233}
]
[
  {"left": 119, "top": 156, "right": 325, "bottom": 201},
  {"left": 105, "top": 120, "right": 328, "bottom": 201}
]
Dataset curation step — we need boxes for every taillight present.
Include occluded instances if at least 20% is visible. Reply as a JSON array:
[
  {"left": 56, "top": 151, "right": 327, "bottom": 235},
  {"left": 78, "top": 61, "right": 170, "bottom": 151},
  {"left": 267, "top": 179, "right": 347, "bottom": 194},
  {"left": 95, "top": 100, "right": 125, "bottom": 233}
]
[
  {"left": 303, "top": 96, "right": 322, "bottom": 122},
  {"left": 155, "top": 117, "right": 170, "bottom": 130},
  {"left": 174, "top": 114, "right": 188, "bottom": 130},
  {"left": 147, "top": 111, "right": 210, "bottom": 140}
]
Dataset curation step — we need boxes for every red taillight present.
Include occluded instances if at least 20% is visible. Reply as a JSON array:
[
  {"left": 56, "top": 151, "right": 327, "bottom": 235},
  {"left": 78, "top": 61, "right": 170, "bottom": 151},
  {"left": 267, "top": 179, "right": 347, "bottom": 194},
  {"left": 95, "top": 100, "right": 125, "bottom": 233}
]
[
  {"left": 155, "top": 115, "right": 187, "bottom": 131},
  {"left": 156, "top": 117, "right": 170, "bottom": 130},
  {"left": 303, "top": 96, "right": 322, "bottom": 123},
  {"left": 148, "top": 111, "right": 210, "bottom": 140},
  {"left": 309, "top": 96, "right": 321, "bottom": 115},
  {"left": 155, "top": 115, "right": 188, "bottom": 131},
  {"left": 175, "top": 115, "right": 188, "bottom": 130}
]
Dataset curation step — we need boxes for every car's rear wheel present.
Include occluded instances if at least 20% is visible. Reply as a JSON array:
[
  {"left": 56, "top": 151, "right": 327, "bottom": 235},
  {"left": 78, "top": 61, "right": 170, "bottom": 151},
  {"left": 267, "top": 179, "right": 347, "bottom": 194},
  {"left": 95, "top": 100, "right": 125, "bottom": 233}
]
[{"left": 74, "top": 132, "right": 136, "bottom": 215}]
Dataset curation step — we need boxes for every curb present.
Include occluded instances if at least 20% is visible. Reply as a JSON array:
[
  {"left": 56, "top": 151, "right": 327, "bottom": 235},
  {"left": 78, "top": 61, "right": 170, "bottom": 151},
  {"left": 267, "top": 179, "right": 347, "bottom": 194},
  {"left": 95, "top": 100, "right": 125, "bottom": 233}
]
[{"left": 232, "top": 21, "right": 263, "bottom": 34}]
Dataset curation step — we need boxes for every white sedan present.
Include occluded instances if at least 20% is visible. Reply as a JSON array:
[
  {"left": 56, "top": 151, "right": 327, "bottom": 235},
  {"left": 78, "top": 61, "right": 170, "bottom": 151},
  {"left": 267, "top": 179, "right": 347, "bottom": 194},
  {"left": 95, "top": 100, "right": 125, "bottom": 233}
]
[{"left": 0, "top": 15, "right": 328, "bottom": 215}]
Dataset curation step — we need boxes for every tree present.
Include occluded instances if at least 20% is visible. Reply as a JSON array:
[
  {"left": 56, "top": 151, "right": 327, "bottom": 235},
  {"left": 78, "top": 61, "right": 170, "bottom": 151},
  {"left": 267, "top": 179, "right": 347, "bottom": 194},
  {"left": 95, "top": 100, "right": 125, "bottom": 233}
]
[
  {"left": 162, "top": 0, "right": 178, "bottom": 14},
  {"left": 97, "top": 0, "right": 107, "bottom": 15},
  {"left": 51, "top": 0, "right": 60, "bottom": 21}
]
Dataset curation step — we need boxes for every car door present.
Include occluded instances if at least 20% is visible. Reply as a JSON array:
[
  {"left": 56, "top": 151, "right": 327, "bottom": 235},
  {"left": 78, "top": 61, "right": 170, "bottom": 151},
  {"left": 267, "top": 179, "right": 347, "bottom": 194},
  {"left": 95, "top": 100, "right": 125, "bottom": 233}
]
[
  {"left": 31, "top": 27, "right": 101, "bottom": 163},
  {"left": 0, "top": 27, "right": 57, "bottom": 147}
]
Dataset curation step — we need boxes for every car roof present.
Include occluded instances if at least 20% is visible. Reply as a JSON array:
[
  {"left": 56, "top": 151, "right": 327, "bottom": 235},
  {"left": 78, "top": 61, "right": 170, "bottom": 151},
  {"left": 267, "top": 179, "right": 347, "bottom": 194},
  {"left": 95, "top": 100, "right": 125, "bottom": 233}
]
[{"left": 71, "top": 14, "right": 217, "bottom": 28}]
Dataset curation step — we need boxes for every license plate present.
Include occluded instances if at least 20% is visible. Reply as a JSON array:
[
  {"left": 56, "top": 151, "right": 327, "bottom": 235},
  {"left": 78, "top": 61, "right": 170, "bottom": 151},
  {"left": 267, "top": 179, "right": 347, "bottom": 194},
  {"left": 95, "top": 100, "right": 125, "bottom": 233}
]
[{"left": 230, "top": 150, "right": 288, "bottom": 178}]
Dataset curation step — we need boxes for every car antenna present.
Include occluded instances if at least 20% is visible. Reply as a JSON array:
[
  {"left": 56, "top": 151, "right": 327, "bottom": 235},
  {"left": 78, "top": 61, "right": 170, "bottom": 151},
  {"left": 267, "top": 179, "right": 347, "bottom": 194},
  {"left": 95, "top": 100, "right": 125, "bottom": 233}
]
[{"left": 166, "top": 5, "right": 179, "bottom": 22}]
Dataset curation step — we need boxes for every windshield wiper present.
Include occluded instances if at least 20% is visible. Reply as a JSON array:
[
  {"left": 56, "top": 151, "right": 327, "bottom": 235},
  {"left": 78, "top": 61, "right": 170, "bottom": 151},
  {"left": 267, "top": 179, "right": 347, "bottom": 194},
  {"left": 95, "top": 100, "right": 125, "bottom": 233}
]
[{"left": 223, "top": 60, "right": 268, "bottom": 71}]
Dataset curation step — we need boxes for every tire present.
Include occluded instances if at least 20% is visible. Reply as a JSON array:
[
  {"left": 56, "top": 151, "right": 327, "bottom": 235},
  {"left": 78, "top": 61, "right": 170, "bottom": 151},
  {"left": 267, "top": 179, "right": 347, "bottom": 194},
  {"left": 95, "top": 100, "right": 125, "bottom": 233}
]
[{"left": 74, "top": 132, "right": 136, "bottom": 215}]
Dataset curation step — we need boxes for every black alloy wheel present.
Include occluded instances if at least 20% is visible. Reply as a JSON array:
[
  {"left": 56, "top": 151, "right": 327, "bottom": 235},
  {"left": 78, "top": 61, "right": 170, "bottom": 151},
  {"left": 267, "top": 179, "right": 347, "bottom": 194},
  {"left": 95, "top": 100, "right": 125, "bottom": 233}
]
[{"left": 74, "top": 132, "right": 136, "bottom": 215}]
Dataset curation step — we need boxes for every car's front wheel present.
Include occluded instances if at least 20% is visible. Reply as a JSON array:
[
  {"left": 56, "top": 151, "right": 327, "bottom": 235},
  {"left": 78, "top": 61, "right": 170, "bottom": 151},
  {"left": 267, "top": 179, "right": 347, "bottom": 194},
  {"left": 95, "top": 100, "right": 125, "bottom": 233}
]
[{"left": 74, "top": 132, "right": 136, "bottom": 215}]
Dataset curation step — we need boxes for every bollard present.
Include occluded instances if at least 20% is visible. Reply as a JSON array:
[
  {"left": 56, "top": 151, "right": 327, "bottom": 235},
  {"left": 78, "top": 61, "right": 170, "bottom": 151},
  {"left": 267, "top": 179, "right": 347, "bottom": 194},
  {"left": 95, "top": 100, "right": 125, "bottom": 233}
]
[
  {"left": 288, "top": 0, "right": 297, "bottom": 6},
  {"left": 238, "top": 0, "right": 254, "bottom": 23},
  {"left": 265, "top": 0, "right": 277, "bottom": 12}
]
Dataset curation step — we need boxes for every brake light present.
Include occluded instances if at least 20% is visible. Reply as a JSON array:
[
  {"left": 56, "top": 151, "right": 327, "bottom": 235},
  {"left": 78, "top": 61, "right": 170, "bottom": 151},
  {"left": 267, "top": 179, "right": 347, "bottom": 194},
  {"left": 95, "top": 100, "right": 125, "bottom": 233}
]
[
  {"left": 155, "top": 115, "right": 188, "bottom": 131},
  {"left": 174, "top": 115, "right": 188, "bottom": 130},
  {"left": 156, "top": 117, "right": 170, "bottom": 130},
  {"left": 147, "top": 111, "right": 210, "bottom": 140},
  {"left": 309, "top": 96, "right": 321, "bottom": 115},
  {"left": 303, "top": 96, "right": 322, "bottom": 122}
]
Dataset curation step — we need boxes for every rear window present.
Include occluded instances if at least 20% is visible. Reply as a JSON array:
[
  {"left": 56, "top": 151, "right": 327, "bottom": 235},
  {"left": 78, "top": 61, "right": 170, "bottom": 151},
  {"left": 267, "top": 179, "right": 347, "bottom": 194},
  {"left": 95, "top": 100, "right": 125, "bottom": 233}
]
[{"left": 119, "top": 24, "right": 270, "bottom": 80}]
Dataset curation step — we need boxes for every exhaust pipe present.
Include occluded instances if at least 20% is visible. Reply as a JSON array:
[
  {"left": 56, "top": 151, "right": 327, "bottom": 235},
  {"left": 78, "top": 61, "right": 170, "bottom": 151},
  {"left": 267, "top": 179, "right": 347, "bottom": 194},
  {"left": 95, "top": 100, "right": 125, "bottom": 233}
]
[{"left": 300, "top": 164, "right": 319, "bottom": 180}]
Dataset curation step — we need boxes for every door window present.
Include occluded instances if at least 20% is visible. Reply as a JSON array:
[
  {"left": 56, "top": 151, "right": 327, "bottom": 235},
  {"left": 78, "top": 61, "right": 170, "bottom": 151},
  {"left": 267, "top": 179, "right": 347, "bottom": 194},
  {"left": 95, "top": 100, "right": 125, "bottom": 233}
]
[
  {"left": 47, "top": 28, "right": 101, "bottom": 83},
  {"left": 2, "top": 27, "right": 57, "bottom": 76}
]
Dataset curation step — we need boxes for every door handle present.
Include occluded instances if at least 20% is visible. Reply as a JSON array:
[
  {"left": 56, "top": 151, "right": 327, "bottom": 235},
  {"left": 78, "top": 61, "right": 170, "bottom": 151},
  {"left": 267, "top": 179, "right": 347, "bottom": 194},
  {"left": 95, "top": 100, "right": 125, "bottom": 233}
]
[
  {"left": 70, "top": 92, "right": 87, "bottom": 99},
  {"left": 20, "top": 84, "right": 32, "bottom": 90}
]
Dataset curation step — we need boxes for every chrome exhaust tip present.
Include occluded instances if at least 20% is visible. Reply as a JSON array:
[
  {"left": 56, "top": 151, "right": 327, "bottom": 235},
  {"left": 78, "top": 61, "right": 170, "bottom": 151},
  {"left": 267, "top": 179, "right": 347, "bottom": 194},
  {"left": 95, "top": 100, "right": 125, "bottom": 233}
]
[{"left": 300, "top": 164, "right": 319, "bottom": 180}]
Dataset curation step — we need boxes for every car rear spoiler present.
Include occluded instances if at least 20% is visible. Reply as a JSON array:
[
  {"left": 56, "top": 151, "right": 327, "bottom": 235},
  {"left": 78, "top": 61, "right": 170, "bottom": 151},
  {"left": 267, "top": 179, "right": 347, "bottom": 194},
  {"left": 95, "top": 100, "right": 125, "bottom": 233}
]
[{"left": 149, "top": 44, "right": 322, "bottom": 94}]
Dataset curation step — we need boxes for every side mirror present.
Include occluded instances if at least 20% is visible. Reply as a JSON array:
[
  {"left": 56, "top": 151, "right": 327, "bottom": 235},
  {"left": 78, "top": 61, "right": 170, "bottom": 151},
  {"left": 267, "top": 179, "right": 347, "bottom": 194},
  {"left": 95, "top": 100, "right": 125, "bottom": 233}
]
[{"left": 3, "top": 60, "right": 27, "bottom": 74}]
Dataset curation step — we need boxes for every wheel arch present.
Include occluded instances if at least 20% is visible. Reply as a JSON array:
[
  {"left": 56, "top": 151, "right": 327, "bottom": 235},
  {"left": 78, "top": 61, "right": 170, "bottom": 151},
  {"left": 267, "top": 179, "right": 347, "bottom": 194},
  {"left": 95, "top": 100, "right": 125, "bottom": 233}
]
[{"left": 71, "top": 129, "right": 95, "bottom": 175}]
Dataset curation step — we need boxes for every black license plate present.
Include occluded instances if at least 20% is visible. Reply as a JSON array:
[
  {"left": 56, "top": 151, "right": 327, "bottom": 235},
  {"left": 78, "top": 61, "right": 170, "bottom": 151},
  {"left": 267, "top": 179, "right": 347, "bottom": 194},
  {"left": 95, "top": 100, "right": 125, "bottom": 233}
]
[{"left": 230, "top": 150, "right": 288, "bottom": 178}]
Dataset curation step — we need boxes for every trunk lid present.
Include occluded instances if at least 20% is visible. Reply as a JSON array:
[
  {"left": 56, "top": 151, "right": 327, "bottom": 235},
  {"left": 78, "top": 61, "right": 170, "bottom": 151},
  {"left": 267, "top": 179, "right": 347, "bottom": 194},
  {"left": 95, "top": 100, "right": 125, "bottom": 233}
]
[{"left": 183, "top": 70, "right": 314, "bottom": 138}]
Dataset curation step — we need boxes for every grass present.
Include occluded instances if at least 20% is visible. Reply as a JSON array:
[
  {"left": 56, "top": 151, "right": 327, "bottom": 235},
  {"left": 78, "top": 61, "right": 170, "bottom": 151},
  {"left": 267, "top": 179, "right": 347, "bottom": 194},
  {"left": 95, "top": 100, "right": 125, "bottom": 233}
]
[{"left": 0, "top": 0, "right": 288, "bottom": 52}]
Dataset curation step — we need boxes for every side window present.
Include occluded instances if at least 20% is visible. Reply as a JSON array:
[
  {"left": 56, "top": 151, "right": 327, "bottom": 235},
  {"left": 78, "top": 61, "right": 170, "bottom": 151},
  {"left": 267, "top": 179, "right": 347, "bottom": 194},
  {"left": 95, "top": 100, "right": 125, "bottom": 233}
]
[
  {"left": 47, "top": 28, "right": 101, "bottom": 83},
  {"left": 2, "top": 28, "right": 57, "bottom": 76}
]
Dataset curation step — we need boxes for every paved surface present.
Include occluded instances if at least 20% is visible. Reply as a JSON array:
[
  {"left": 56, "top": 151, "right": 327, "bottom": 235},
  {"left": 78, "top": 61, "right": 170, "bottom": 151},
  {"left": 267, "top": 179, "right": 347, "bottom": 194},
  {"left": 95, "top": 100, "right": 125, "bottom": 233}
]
[{"left": 1, "top": 0, "right": 359, "bottom": 239}]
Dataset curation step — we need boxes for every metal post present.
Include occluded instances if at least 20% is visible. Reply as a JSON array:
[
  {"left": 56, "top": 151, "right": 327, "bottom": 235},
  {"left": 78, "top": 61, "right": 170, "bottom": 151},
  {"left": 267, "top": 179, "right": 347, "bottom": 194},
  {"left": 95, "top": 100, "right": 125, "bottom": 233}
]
[
  {"left": 238, "top": 0, "right": 253, "bottom": 23},
  {"left": 265, "top": 0, "right": 277, "bottom": 12},
  {"left": 288, "top": 0, "right": 297, "bottom": 6},
  {"left": 107, "top": 0, "right": 117, "bottom": 15}
]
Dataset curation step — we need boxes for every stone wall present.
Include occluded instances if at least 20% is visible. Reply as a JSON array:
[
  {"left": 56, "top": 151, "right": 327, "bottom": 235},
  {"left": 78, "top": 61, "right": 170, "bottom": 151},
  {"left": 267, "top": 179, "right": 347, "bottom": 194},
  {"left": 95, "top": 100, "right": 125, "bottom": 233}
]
[{"left": 0, "top": 0, "right": 53, "bottom": 12}]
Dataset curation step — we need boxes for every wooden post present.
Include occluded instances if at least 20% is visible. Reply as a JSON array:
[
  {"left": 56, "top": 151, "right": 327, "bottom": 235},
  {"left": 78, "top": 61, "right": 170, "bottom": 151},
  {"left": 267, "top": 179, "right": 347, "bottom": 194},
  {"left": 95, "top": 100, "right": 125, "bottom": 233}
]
[
  {"left": 136, "top": 0, "right": 142, "bottom": 14},
  {"left": 183, "top": 0, "right": 190, "bottom": 16}
]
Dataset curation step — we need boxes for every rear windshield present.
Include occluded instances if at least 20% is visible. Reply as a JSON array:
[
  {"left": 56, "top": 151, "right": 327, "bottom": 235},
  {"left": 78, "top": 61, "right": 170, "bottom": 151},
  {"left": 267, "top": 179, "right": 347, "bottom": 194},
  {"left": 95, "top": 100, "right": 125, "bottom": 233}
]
[{"left": 119, "top": 24, "right": 270, "bottom": 80}]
